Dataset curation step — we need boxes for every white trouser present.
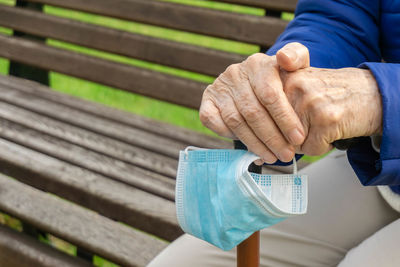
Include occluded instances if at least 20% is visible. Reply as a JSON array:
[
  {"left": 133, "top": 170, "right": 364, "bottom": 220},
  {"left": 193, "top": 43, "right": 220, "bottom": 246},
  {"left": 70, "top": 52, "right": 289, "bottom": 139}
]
[{"left": 149, "top": 150, "right": 399, "bottom": 267}]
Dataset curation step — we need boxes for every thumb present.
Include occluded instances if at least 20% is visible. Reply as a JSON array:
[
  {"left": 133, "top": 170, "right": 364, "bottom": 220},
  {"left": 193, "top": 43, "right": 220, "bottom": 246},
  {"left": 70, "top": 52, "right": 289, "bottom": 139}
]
[{"left": 276, "top": 42, "right": 310, "bottom": 72}]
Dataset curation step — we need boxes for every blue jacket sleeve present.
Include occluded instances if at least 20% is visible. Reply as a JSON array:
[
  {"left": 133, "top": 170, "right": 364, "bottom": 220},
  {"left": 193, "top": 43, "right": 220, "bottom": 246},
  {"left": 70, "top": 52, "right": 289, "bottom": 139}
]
[
  {"left": 348, "top": 63, "right": 400, "bottom": 192},
  {"left": 267, "top": 0, "right": 381, "bottom": 67},
  {"left": 266, "top": 1, "right": 400, "bottom": 190}
]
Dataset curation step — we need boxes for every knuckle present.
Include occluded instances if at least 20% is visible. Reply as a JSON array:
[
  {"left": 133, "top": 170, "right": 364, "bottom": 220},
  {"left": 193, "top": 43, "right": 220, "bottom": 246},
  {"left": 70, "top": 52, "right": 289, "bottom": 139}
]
[
  {"left": 305, "top": 94, "right": 323, "bottom": 114},
  {"left": 258, "top": 86, "right": 280, "bottom": 107},
  {"left": 219, "top": 64, "right": 240, "bottom": 85},
  {"left": 199, "top": 109, "right": 212, "bottom": 127},
  {"left": 307, "top": 99, "right": 343, "bottom": 126},
  {"left": 225, "top": 64, "right": 239, "bottom": 76},
  {"left": 246, "top": 53, "right": 265, "bottom": 63},
  {"left": 290, "top": 73, "right": 308, "bottom": 91},
  {"left": 224, "top": 112, "right": 243, "bottom": 129},
  {"left": 208, "top": 80, "right": 229, "bottom": 97},
  {"left": 203, "top": 84, "right": 213, "bottom": 95},
  {"left": 244, "top": 53, "right": 270, "bottom": 70},
  {"left": 241, "top": 106, "right": 261, "bottom": 123},
  {"left": 323, "top": 109, "right": 343, "bottom": 126}
]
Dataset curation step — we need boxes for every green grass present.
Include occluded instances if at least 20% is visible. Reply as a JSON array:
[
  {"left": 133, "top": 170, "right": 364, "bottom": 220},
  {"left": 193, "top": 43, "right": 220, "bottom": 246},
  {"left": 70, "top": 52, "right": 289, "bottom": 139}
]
[
  {"left": 0, "top": 58, "right": 8, "bottom": 75},
  {"left": 0, "top": 212, "right": 23, "bottom": 231},
  {"left": 0, "top": 26, "right": 11, "bottom": 75},
  {"left": 0, "top": 0, "right": 13, "bottom": 5},
  {"left": 161, "top": 0, "right": 264, "bottom": 16}
]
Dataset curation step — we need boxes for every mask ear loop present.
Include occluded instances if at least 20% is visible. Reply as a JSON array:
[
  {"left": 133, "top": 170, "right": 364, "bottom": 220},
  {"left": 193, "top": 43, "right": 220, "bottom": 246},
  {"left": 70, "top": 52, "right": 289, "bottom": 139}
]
[
  {"left": 292, "top": 158, "right": 298, "bottom": 175},
  {"left": 184, "top": 146, "right": 207, "bottom": 160}
]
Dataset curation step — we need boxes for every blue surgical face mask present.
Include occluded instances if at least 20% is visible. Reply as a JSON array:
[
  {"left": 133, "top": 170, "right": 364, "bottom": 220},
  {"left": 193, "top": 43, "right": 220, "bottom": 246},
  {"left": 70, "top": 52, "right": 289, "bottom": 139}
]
[{"left": 175, "top": 147, "right": 307, "bottom": 251}]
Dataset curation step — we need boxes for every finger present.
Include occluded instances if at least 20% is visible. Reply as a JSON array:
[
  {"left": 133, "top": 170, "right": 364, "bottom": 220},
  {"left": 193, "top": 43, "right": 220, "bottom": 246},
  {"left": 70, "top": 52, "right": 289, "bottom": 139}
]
[
  {"left": 276, "top": 42, "right": 310, "bottom": 72},
  {"left": 217, "top": 97, "right": 278, "bottom": 164},
  {"left": 247, "top": 60, "right": 306, "bottom": 147},
  {"left": 230, "top": 66, "right": 296, "bottom": 162},
  {"left": 199, "top": 96, "right": 236, "bottom": 139},
  {"left": 254, "top": 159, "right": 264, "bottom": 166}
]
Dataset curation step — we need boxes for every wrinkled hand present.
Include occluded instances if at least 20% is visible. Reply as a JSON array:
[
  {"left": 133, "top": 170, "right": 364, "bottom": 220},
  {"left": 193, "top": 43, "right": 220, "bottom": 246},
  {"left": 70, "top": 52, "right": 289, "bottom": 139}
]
[
  {"left": 281, "top": 67, "right": 382, "bottom": 155},
  {"left": 200, "top": 43, "right": 310, "bottom": 164}
]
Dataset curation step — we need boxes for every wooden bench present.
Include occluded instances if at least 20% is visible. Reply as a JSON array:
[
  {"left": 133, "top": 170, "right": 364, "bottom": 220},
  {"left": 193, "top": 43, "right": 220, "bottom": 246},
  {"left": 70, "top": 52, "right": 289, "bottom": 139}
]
[{"left": 0, "top": 0, "right": 299, "bottom": 266}]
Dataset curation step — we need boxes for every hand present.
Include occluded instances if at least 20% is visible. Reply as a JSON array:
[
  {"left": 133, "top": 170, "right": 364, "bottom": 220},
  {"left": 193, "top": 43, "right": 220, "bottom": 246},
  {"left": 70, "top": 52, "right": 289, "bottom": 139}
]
[
  {"left": 281, "top": 67, "right": 382, "bottom": 155},
  {"left": 200, "top": 43, "right": 310, "bottom": 164}
]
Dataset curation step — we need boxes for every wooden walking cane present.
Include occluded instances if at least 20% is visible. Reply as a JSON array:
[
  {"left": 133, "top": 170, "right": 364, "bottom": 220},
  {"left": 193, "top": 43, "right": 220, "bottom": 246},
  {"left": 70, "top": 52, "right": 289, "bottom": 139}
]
[
  {"left": 237, "top": 231, "right": 260, "bottom": 267},
  {"left": 234, "top": 141, "right": 261, "bottom": 267}
]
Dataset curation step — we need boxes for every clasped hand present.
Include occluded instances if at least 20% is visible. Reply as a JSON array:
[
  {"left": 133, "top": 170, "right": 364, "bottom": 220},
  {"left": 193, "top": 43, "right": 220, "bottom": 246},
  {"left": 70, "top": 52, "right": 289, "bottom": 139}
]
[{"left": 200, "top": 42, "right": 382, "bottom": 164}]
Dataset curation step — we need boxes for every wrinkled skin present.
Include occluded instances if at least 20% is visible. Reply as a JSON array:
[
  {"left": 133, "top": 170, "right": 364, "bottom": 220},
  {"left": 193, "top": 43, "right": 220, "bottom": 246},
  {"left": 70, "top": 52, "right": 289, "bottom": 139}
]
[
  {"left": 199, "top": 42, "right": 382, "bottom": 164},
  {"left": 281, "top": 67, "right": 382, "bottom": 156}
]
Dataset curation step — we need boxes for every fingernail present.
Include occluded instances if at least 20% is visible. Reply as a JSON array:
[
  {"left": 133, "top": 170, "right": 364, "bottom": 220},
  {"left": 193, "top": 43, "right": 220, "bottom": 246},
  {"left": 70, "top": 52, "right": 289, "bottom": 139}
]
[
  {"left": 254, "top": 159, "right": 264, "bottom": 166},
  {"left": 279, "top": 148, "right": 294, "bottom": 163},
  {"left": 289, "top": 128, "right": 304, "bottom": 145},
  {"left": 283, "top": 49, "right": 297, "bottom": 62},
  {"left": 263, "top": 155, "right": 277, "bottom": 164}
]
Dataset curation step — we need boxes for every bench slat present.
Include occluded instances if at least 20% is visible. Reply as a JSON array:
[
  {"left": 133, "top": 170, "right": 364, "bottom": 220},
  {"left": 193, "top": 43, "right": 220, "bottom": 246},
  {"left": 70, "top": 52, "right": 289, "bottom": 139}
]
[
  {"left": 24, "top": 0, "right": 288, "bottom": 46},
  {"left": 0, "top": 174, "right": 168, "bottom": 267},
  {"left": 0, "top": 74, "right": 231, "bottom": 150},
  {"left": 0, "top": 139, "right": 182, "bottom": 241},
  {"left": 0, "top": 114, "right": 176, "bottom": 200},
  {"left": 216, "top": 0, "right": 297, "bottom": 12},
  {"left": 0, "top": 5, "right": 245, "bottom": 77},
  {"left": 0, "top": 99, "right": 178, "bottom": 179},
  {"left": 0, "top": 225, "right": 92, "bottom": 267},
  {"left": 0, "top": 34, "right": 205, "bottom": 109},
  {"left": 0, "top": 83, "right": 187, "bottom": 158}
]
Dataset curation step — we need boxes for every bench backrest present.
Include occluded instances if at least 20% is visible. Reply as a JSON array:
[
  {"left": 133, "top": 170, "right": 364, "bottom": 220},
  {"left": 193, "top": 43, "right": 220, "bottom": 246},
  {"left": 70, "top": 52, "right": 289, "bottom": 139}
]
[{"left": 0, "top": 0, "right": 296, "bottom": 110}]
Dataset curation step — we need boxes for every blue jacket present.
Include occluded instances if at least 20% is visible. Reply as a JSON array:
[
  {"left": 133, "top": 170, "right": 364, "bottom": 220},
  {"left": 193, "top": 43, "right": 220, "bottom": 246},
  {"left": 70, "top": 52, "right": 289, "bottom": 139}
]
[{"left": 267, "top": 0, "right": 400, "bottom": 195}]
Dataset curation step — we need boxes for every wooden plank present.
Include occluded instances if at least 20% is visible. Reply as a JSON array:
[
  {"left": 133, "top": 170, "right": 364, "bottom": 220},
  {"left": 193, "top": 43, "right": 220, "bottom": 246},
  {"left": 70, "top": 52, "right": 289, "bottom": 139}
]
[
  {"left": 0, "top": 138, "right": 182, "bottom": 241},
  {"left": 216, "top": 0, "right": 297, "bottom": 12},
  {"left": 0, "top": 74, "right": 231, "bottom": 150},
  {"left": 0, "top": 115, "right": 176, "bottom": 200},
  {"left": 0, "top": 225, "right": 91, "bottom": 267},
  {"left": 0, "top": 174, "right": 168, "bottom": 267},
  {"left": 0, "top": 34, "right": 206, "bottom": 109},
  {"left": 24, "top": 0, "right": 288, "bottom": 46},
  {"left": 0, "top": 83, "right": 187, "bottom": 158},
  {"left": 0, "top": 5, "right": 245, "bottom": 77},
  {"left": 8, "top": 1, "right": 50, "bottom": 85},
  {"left": 0, "top": 99, "right": 178, "bottom": 179}
]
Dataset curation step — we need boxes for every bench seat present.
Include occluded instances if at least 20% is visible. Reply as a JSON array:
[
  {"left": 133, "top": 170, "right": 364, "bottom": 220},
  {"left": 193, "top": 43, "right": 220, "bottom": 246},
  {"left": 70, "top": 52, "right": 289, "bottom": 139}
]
[
  {"left": 0, "top": 73, "right": 297, "bottom": 265},
  {"left": 0, "top": 0, "right": 301, "bottom": 265},
  {"left": 0, "top": 73, "right": 235, "bottom": 266}
]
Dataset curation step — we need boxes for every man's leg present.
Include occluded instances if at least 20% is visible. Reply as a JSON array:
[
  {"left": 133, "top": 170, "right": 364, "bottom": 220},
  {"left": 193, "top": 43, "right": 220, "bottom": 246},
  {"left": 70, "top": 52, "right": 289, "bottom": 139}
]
[{"left": 148, "top": 151, "right": 399, "bottom": 267}]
